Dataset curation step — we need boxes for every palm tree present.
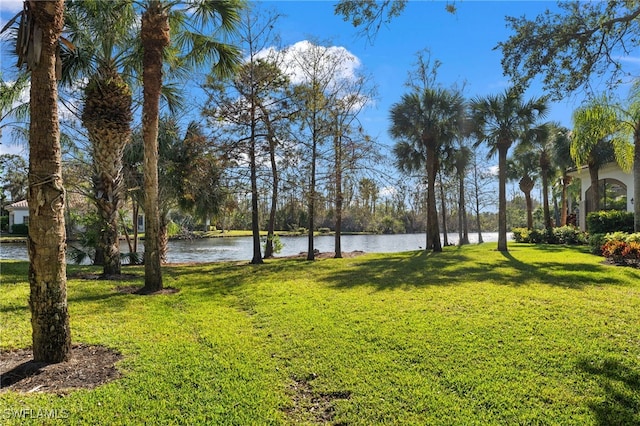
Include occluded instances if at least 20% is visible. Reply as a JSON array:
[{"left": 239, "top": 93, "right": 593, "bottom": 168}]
[
  {"left": 14, "top": 0, "right": 71, "bottom": 363},
  {"left": 441, "top": 121, "right": 473, "bottom": 246},
  {"left": 520, "top": 122, "right": 566, "bottom": 230},
  {"left": 571, "top": 96, "right": 633, "bottom": 215},
  {"left": 138, "top": 0, "right": 242, "bottom": 292},
  {"left": 471, "top": 89, "right": 547, "bottom": 252},
  {"left": 390, "top": 87, "right": 464, "bottom": 252},
  {"left": 0, "top": 73, "right": 30, "bottom": 139},
  {"left": 63, "top": 0, "right": 136, "bottom": 276},
  {"left": 506, "top": 150, "right": 538, "bottom": 230},
  {"left": 551, "top": 126, "right": 574, "bottom": 226}
]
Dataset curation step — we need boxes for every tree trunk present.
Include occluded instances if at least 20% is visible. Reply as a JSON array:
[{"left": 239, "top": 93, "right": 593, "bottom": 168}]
[
  {"left": 264, "top": 136, "right": 278, "bottom": 259},
  {"left": 334, "top": 135, "right": 343, "bottom": 258},
  {"left": 95, "top": 176, "right": 122, "bottom": 275},
  {"left": 27, "top": 0, "right": 71, "bottom": 363},
  {"left": 425, "top": 143, "right": 441, "bottom": 252},
  {"left": 542, "top": 172, "right": 551, "bottom": 230},
  {"left": 519, "top": 175, "right": 534, "bottom": 229},
  {"left": 474, "top": 162, "right": 484, "bottom": 244},
  {"left": 307, "top": 137, "right": 317, "bottom": 261},
  {"left": 250, "top": 127, "right": 263, "bottom": 264},
  {"left": 560, "top": 174, "right": 571, "bottom": 226},
  {"left": 159, "top": 212, "right": 168, "bottom": 263},
  {"left": 634, "top": 126, "right": 640, "bottom": 232},
  {"left": 439, "top": 172, "right": 448, "bottom": 246},
  {"left": 132, "top": 200, "right": 139, "bottom": 255},
  {"left": 458, "top": 171, "right": 469, "bottom": 245},
  {"left": 524, "top": 190, "right": 534, "bottom": 230},
  {"left": 497, "top": 144, "right": 509, "bottom": 252},
  {"left": 141, "top": 1, "right": 169, "bottom": 291},
  {"left": 588, "top": 163, "right": 600, "bottom": 214},
  {"left": 540, "top": 155, "right": 552, "bottom": 230}
]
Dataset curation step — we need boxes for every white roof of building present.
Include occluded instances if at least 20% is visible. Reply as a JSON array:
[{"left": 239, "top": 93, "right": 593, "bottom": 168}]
[{"left": 6, "top": 200, "right": 28, "bottom": 210}]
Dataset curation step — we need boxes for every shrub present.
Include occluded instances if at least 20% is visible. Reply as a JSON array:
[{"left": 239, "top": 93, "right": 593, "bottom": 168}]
[
  {"left": 262, "top": 234, "right": 284, "bottom": 254},
  {"left": 10, "top": 223, "right": 28, "bottom": 235},
  {"left": 601, "top": 240, "right": 628, "bottom": 264},
  {"left": 512, "top": 228, "right": 528, "bottom": 243},
  {"left": 622, "top": 241, "right": 640, "bottom": 263},
  {"left": 588, "top": 233, "right": 606, "bottom": 255},
  {"left": 513, "top": 226, "right": 587, "bottom": 245},
  {"left": 553, "top": 226, "right": 586, "bottom": 245},
  {"left": 511, "top": 228, "right": 546, "bottom": 243},
  {"left": 599, "top": 232, "right": 640, "bottom": 267},
  {"left": 586, "top": 210, "right": 634, "bottom": 234},
  {"left": 626, "top": 233, "right": 640, "bottom": 243}
]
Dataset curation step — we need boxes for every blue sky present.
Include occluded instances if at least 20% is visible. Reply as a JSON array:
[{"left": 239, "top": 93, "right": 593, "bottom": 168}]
[
  {"left": 269, "top": 1, "right": 584, "bottom": 146},
  {"left": 1, "top": 1, "right": 635, "bottom": 163}
]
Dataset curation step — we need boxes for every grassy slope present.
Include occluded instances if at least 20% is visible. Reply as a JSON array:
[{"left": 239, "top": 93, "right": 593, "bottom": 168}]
[{"left": 1, "top": 244, "right": 639, "bottom": 425}]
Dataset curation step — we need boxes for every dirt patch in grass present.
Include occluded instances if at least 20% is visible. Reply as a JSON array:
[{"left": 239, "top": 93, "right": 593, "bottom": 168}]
[
  {"left": 67, "top": 272, "right": 140, "bottom": 281},
  {"left": 284, "top": 373, "right": 352, "bottom": 424},
  {"left": 1, "top": 344, "right": 122, "bottom": 394},
  {"left": 115, "top": 285, "right": 180, "bottom": 295}
]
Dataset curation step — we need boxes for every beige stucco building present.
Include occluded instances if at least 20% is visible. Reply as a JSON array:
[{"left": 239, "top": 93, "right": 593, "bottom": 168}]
[{"left": 567, "top": 162, "right": 634, "bottom": 230}]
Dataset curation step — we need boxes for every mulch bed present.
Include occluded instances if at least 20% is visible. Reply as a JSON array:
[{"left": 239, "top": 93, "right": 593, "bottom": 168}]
[{"left": 0, "top": 344, "right": 122, "bottom": 394}]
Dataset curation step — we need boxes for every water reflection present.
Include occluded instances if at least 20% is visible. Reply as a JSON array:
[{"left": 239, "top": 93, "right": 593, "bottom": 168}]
[{"left": 1, "top": 232, "right": 499, "bottom": 263}]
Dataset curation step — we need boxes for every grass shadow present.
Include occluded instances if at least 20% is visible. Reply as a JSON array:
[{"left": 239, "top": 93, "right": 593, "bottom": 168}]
[
  {"left": 578, "top": 357, "right": 640, "bottom": 425},
  {"left": 319, "top": 245, "right": 627, "bottom": 291}
]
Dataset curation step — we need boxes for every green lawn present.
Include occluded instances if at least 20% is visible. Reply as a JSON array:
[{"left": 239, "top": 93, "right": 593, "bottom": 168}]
[{"left": 1, "top": 244, "right": 639, "bottom": 425}]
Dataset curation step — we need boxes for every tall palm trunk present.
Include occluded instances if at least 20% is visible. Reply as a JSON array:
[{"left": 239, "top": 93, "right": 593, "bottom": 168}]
[
  {"left": 473, "top": 161, "right": 484, "bottom": 244},
  {"left": 82, "top": 65, "right": 132, "bottom": 276},
  {"left": 540, "top": 153, "right": 552, "bottom": 230},
  {"left": 560, "top": 174, "right": 571, "bottom": 226},
  {"left": 141, "top": 1, "right": 169, "bottom": 291},
  {"left": 497, "top": 142, "right": 509, "bottom": 251},
  {"left": 458, "top": 171, "right": 469, "bottom": 245},
  {"left": 27, "top": 0, "right": 71, "bottom": 363},
  {"left": 438, "top": 171, "right": 448, "bottom": 246},
  {"left": 425, "top": 141, "right": 441, "bottom": 252}
]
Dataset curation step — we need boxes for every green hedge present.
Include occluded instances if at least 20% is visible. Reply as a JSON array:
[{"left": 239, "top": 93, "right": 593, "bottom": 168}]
[
  {"left": 512, "top": 226, "right": 587, "bottom": 245},
  {"left": 586, "top": 210, "right": 634, "bottom": 234},
  {"left": 10, "top": 223, "right": 28, "bottom": 235}
]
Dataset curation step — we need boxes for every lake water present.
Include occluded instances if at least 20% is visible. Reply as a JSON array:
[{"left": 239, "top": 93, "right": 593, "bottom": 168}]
[{"left": 0, "top": 232, "right": 500, "bottom": 264}]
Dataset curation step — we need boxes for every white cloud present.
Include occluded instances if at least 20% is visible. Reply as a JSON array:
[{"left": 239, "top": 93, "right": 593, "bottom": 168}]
[
  {"left": 256, "top": 40, "right": 362, "bottom": 87},
  {"left": 379, "top": 185, "right": 397, "bottom": 199}
]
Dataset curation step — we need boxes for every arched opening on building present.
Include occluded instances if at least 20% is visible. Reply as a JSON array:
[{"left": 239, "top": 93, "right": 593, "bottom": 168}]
[{"left": 584, "top": 178, "right": 627, "bottom": 215}]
